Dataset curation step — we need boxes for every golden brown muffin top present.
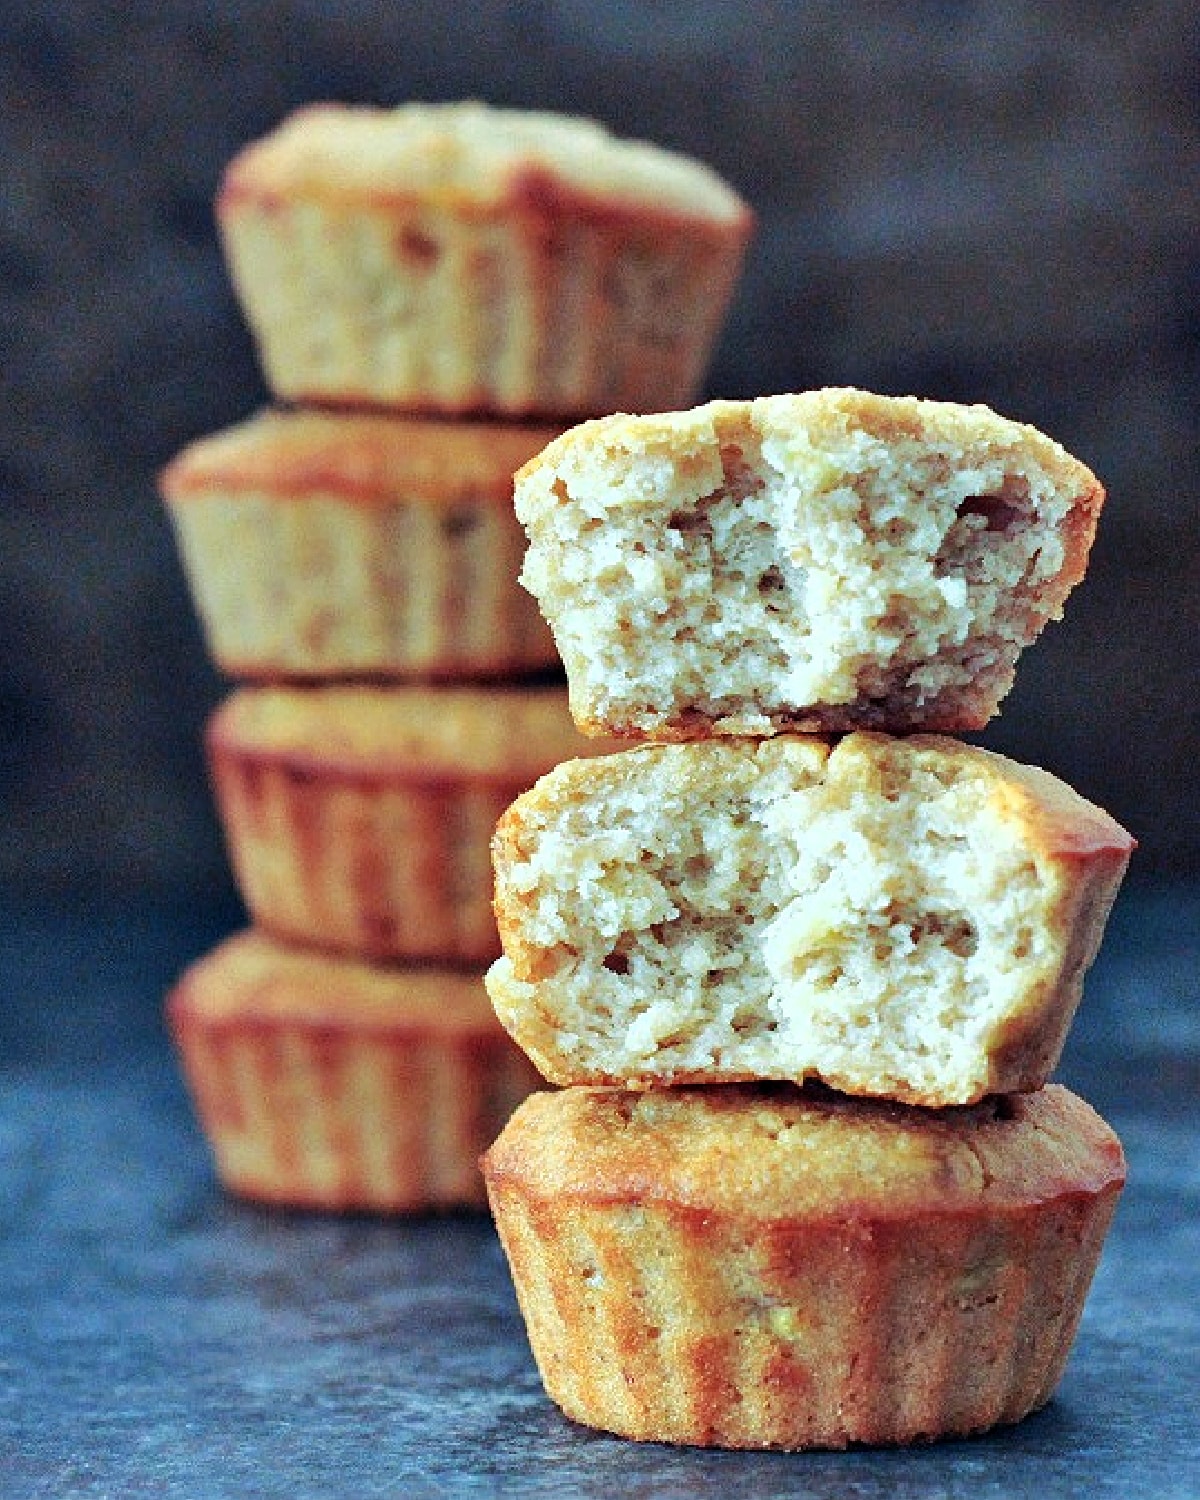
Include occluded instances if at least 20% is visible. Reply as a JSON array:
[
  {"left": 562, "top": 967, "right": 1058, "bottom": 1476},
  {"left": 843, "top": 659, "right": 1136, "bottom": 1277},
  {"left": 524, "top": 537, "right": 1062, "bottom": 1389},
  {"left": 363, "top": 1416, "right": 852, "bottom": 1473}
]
[
  {"left": 208, "top": 684, "right": 608, "bottom": 782},
  {"left": 159, "top": 408, "right": 563, "bottom": 508},
  {"left": 483, "top": 1082, "right": 1125, "bottom": 1221},
  {"left": 218, "top": 101, "right": 753, "bottom": 229},
  {"left": 168, "top": 929, "right": 499, "bottom": 1031}
]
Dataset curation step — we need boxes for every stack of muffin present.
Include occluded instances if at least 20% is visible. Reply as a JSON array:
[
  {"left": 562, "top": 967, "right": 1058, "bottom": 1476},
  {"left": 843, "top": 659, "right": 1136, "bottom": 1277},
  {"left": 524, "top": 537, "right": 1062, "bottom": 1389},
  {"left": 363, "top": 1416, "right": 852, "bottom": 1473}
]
[
  {"left": 160, "top": 102, "right": 754, "bottom": 1213},
  {"left": 481, "top": 390, "right": 1134, "bottom": 1446}
]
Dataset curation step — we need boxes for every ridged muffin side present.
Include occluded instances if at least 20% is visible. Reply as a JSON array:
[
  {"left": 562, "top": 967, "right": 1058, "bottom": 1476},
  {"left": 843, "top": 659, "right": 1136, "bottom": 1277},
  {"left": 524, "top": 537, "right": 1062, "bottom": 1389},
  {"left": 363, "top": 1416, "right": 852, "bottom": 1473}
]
[
  {"left": 482, "top": 1083, "right": 1125, "bottom": 1449},
  {"left": 216, "top": 102, "right": 753, "bottom": 418},
  {"left": 168, "top": 930, "right": 544, "bottom": 1212},
  {"left": 160, "top": 408, "right": 562, "bottom": 681},
  {"left": 207, "top": 684, "right": 607, "bottom": 964}
]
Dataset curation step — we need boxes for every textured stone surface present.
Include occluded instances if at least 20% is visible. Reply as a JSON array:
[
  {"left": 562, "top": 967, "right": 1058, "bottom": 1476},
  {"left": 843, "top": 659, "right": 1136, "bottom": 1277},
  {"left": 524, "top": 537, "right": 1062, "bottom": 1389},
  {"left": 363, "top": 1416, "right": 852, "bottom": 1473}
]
[
  {"left": 1, "top": 0, "right": 1197, "bottom": 892},
  {"left": 0, "top": 887, "right": 1197, "bottom": 1495}
]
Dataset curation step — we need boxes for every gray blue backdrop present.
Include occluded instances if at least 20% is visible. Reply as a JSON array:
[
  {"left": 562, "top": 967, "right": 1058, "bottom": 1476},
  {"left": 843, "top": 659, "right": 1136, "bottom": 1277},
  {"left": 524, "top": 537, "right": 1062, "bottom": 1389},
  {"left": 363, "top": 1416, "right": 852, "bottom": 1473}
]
[{"left": 3, "top": 0, "right": 1197, "bottom": 901}]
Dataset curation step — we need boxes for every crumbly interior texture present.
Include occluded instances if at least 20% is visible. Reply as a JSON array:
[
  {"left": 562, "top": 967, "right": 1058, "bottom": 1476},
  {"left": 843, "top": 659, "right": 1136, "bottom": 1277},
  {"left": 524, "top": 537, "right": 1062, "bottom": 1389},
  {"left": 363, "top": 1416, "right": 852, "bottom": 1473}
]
[
  {"left": 488, "top": 735, "right": 1130, "bottom": 1104},
  {"left": 515, "top": 390, "right": 1103, "bottom": 734}
]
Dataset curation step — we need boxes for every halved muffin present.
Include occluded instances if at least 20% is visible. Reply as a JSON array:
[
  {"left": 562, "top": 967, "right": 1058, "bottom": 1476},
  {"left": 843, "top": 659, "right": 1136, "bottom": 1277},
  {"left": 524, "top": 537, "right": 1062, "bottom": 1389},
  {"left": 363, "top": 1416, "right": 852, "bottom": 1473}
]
[
  {"left": 487, "top": 733, "right": 1133, "bottom": 1105},
  {"left": 513, "top": 389, "right": 1105, "bottom": 737}
]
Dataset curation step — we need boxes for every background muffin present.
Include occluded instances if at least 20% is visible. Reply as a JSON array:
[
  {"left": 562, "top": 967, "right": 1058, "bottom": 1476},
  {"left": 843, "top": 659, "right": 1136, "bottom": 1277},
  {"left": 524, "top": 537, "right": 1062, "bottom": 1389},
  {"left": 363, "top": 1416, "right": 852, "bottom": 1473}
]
[
  {"left": 216, "top": 101, "right": 753, "bottom": 418},
  {"left": 208, "top": 683, "right": 610, "bottom": 963},
  {"left": 168, "top": 929, "right": 544, "bottom": 1213},
  {"left": 160, "top": 408, "right": 562, "bottom": 681}
]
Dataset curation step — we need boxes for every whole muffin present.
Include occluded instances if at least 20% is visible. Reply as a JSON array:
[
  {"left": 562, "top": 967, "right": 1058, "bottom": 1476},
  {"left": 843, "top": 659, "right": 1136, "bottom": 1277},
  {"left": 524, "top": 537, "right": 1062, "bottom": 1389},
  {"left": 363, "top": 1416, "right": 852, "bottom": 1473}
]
[
  {"left": 512, "top": 388, "right": 1105, "bottom": 737},
  {"left": 216, "top": 101, "right": 753, "bottom": 418},
  {"left": 482, "top": 1083, "right": 1125, "bottom": 1449},
  {"left": 167, "top": 930, "right": 544, "bottom": 1213},
  {"left": 159, "top": 408, "right": 561, "bottom": 681},
  {"left": 487, "top": 732, "right": 1133, "bottom": 1106},
  {"left": 209, "top": 683, "right": 608, "bottom": 964}
]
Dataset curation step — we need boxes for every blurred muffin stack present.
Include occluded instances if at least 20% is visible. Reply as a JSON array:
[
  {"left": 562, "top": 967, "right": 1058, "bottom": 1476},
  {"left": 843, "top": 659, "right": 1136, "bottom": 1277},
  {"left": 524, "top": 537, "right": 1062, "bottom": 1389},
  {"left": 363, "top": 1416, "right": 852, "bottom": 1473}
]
[
  {"left": 481, "top": 392, "right": 1134, "bottom": 1445},
  {"left": 160, "top": 101, "right": 754, "bottom": 1213}
]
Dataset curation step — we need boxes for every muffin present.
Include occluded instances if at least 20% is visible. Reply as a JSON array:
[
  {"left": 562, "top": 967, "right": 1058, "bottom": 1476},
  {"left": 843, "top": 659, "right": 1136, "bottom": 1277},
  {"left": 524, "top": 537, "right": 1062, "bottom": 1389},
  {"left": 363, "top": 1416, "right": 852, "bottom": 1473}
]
[
  {"left": 512, "top": 388, "right": 1106, "bottom": 737},
  {"left": 215, "top": 101, "right": 753, "bottom": 418},
  {"left": 482, "top": 1083, "right": 1125, "bottom": 1449},
  {"left": 167, "top": 929, "right": 544, "bottom": 1212},
  {"left": 159, "top": 408, "right": 561, "bottom": 681},
  {"left": 487, "top": 733, "right": 1133, "bottom": 1105},
  {"left": 208, "top": 683, "right": 609, "bottom": 964}
]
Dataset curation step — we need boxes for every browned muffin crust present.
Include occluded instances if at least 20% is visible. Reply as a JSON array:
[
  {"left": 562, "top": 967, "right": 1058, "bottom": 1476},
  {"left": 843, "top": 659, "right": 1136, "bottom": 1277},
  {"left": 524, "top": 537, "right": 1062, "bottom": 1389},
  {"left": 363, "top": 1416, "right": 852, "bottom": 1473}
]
[
  {"left": 483, "top": 1082, "right": 1125, "bottom": 1449},
  {"left": 160, "top": 407, "right": 566, "bottom": 507}
]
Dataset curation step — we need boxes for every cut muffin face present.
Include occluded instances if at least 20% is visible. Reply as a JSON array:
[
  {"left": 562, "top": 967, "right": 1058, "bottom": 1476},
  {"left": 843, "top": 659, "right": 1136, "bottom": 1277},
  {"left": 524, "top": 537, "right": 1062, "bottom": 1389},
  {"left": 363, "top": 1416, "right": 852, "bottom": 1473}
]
[
  {"left": 487, "top": 734, "right": 1133, "bottom": 1105},
  {"left": 514, "top": 389, "right": 1105, "bottom": 736}
]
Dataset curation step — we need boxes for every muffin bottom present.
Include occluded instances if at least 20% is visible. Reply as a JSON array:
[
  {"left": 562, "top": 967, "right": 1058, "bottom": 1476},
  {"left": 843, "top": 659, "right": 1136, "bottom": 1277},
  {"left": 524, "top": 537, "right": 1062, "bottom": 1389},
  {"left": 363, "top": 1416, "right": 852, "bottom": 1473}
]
[{"left": 483, "top": 1083, "right": 1124, "bottom": 1449}]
